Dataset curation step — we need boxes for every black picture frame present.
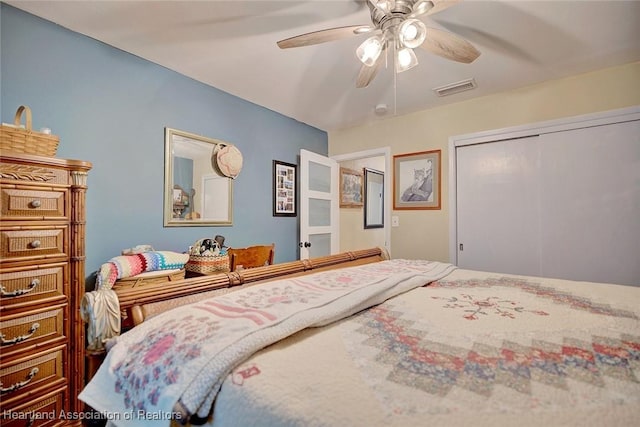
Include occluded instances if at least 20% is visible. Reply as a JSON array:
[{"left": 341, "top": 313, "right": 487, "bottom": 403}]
[
  {"left": 364, "top": 168, "right": 384, "bottom": 229},
  {"left": 273, "top": 160, "right": 297, "bottom": 217}
]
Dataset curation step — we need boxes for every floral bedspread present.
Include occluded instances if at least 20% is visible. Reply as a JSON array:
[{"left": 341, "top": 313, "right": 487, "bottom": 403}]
[{"left": 78, "top": 259, "right": 456, "bottom": 427}]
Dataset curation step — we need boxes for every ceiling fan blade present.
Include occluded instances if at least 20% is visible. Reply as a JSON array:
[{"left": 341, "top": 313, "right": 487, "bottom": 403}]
[
  {"left": 277, "top": 25, "right": 373, "bottom": 49},
  {"left": 356, "top": 51, "right": 384, "bottom": 88},
  {"left": 420, "top": 27, "right": 480, "bottom": 63},
  {"left": 425, "top": 0, "right": 461, "bottom": 16}
]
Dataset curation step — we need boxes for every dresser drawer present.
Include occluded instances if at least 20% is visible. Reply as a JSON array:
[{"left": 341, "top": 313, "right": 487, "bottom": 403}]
[
  {"left": 1, "top": 345, "right": 66, "bottom": 405},
  {"left": 1, "top": 386, "right": 66, "bottom": 427},
  {"left": 1, "top": 304, "right": 66, "bottom": 357},
  {"left": 0, "top": 228, "right": 67, "bottom": 263},
  {"left": 1, "top": 188, "right": 66, "bottom": 220},
  {"left": 0, "top": 265, "right": 66, "bottom": 310},
  {"left": 0, "top": 161, "right": 70, "bottom": 186}
]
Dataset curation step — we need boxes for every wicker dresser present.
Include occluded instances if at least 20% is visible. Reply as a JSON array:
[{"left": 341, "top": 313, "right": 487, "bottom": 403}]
[{"left": 1, "top": 152, "right": 91, "bottom": 426}]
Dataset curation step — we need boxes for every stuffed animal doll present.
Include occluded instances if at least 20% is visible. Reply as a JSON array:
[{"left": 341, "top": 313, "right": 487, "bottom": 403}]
[{"left": 199, "top": 239, "right": 220, "bottom": 256}]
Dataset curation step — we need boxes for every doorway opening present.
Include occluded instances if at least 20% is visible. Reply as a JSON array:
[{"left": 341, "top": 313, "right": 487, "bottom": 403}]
[{"left": 332, "top": 147, "right": 392, "bottom": 256}]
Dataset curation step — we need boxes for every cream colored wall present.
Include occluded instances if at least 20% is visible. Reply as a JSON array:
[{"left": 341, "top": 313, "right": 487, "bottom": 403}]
[
  {"left": 338, "top": 157, "right": 386, "bottom": 252},
  {"left": 329, "top": 61, "right": 640, "bottom": 262}
]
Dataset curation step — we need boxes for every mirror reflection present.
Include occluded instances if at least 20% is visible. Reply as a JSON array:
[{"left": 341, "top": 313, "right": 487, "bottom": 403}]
[
  {"left": 164, "top": 128, "right": 233, "bottom": 227},
  {"left": 364, "top": 168, "right": 384, "bottom": 229}
]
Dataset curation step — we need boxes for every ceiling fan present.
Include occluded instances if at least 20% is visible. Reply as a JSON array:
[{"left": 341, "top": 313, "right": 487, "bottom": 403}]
[{"left": 277, "top": 0, "right": 480, "bottom": 88}]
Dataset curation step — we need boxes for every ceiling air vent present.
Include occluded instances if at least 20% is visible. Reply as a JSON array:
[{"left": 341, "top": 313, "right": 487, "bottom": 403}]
[{"left": 433, "top": 78, "right": 477, "bottom": 97}]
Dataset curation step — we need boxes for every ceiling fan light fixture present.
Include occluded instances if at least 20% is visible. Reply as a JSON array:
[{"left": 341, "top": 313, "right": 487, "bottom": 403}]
[
  {"left": 398, "top": 18, "right": 427, "bottom": 49},
  {"left": 356, "top": 36, "right": 384, "bottom": 67},
  {"left": 396, "top": 47, "right": 418, "bottom": 72}
]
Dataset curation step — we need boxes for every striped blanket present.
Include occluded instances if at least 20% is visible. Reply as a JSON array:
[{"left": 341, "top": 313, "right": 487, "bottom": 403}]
[{"left": 96, "top": 251, "right": 189, "bottom": 290}]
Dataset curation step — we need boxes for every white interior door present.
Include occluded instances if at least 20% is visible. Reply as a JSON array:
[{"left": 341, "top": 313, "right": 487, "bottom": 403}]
[{"left": 299, "top": 149, "right": 339, "bottom": 259}]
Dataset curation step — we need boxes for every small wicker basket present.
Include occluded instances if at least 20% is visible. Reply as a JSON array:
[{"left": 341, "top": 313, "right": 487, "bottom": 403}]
[
  {"left": 185, "top": 254, "right": 230, "bottom": 275},
  {"left": 0, "top": 105, "right": 59, "bottom": 156}
]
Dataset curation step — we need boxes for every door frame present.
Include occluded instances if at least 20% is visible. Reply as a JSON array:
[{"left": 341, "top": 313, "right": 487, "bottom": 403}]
[
  {"left": 332, "top": 147, "right": 392, "bottom": 256},
  {"left": 448, "top": 105, "right": 640, "bottom": 264}
]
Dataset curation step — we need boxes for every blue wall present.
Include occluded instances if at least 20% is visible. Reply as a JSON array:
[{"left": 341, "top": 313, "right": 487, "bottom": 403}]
[{"left": 1, "top": 5, "right": 327, "bottom": 275}]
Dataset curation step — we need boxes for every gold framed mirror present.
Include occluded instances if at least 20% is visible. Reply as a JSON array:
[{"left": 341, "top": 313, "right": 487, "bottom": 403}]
[{"left": 164, "top": 127, "right": 233, "bottom": 227}]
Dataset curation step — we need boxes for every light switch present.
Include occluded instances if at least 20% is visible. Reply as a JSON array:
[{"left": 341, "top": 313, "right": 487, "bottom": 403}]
[{"left": 392, "top": 216, "right": 399, "bottom": 227}]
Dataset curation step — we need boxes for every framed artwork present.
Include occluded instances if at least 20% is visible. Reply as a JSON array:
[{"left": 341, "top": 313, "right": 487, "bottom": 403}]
[
  {"left": 393, "top": 149, "right": 441, "bottom": 210},
  {"left": 272, "top": 160, "right": 297, "bottom": 217},
  {"left": 340, "top": 167, "right": 364, "bottom": 208}
]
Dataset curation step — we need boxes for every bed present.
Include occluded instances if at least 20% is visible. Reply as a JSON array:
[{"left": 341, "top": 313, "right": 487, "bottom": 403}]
[{"left": 79, "top": 248, "right": 640, "bottom": 427}]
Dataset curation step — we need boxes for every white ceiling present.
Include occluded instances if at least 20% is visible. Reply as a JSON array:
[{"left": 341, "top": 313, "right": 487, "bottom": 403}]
[{"left": 7, "top": 0, "right": 640, "bottom": 131}]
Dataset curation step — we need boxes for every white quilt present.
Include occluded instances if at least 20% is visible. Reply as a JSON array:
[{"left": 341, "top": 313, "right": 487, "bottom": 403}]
[{"left": 209, "top": 268, "right": 640, "bottom": 427}]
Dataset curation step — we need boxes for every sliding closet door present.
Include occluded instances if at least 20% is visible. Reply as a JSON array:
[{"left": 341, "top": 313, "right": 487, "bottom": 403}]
[
  {"left": 456, "top": 117, "right": 639, "bottom": 285},
  {"left": 456, "top": 136, "right": 541, "bottom": 276},
  {"left": 539, "top": 120, "right": 640, "bottom": 285}
]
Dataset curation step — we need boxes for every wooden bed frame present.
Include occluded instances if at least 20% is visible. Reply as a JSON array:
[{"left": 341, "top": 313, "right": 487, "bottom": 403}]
[{"left": 85, "top": 247, "right": 389, "bottom": 380}]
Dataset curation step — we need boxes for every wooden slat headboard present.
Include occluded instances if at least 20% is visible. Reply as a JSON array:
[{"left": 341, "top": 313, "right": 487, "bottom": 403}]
[{"left": 117, "top": 247, "right": 388, "bottom": 327}]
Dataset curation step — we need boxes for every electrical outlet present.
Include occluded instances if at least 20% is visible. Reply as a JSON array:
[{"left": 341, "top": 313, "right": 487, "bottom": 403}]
[{"left": 392, "top": 216, "right": 399, "bottom": 227}]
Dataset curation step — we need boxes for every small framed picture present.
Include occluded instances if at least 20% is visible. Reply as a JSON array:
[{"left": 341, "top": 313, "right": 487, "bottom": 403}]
[
  {"left": 393, "top": 150, "right": 441, "bottom": 210},
  {"left": 273, "top": 160, "right": 297, "bottom": 217},
  {"left": 340, "top": 167, "right": 364, "bottom": 208}
]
